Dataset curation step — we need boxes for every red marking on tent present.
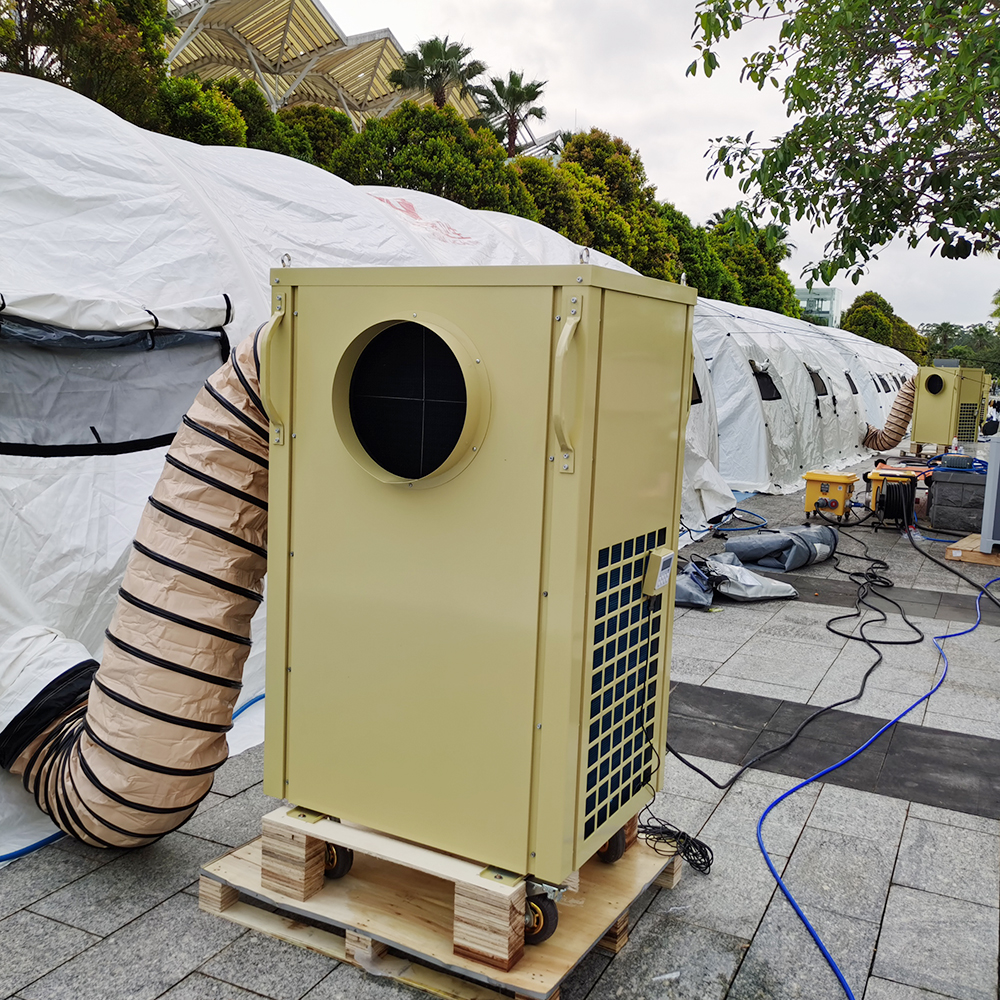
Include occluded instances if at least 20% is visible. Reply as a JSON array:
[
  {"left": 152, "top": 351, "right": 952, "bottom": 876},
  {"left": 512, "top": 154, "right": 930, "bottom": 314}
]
[{"left": 371, "top": 195, "right": 475, "bottom": 244}]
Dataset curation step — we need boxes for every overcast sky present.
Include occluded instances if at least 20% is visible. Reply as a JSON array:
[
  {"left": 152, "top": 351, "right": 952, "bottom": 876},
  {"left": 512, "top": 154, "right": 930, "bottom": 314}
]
[{"left": 329, "top": 0, "right": 997, "bottom": 327}]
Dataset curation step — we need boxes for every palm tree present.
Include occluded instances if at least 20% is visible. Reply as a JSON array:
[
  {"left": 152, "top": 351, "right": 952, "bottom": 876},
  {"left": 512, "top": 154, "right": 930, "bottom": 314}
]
[
  {"left": 472, "top": 71, "right": 546, "bottom": 156},
  {"left": 388, "top": 36, "right": 486, "bottom": 110}
]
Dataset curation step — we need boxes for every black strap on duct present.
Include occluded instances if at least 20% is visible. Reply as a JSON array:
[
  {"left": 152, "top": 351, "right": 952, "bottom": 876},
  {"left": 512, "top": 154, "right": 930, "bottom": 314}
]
[{"left": 0, "top": 659, "right": 99, "bottom": 769}]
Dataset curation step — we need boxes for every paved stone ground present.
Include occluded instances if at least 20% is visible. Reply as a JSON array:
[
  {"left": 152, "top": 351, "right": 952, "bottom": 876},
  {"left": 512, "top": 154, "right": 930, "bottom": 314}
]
[{"left": 2, "top": 458, "right": 999, "bottom": 1000}]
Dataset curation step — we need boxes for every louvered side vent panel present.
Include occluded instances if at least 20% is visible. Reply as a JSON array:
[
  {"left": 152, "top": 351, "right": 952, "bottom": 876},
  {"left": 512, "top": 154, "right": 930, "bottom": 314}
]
[
  {"left": 582, "top": 526, "right": 667, "bottom": 841},
  {"left": 958, "top": 402, "right": 979, "bottom": 442}
]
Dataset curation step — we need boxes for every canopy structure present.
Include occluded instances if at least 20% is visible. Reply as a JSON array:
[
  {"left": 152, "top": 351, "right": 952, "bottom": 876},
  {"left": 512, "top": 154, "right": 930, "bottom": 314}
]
[{"left": 166, "top": 0, "right": 479, "bottom": 122}]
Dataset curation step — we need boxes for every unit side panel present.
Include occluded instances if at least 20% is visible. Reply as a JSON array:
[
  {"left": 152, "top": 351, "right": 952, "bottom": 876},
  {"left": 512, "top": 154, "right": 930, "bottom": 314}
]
[
  {"left": 263, "top": 291, "right": 295, "bottom": 799},
  {"left": 573, "top": 291, "right": 690, "bottom": 864},
  {"left": 282, "top": 284, "right": 552, "bottom": 873}
]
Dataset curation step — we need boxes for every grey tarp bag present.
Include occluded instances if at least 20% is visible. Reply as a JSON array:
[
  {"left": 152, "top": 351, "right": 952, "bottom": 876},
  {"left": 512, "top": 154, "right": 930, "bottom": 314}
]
[
  {"left": 704, "top": 552, "right": 798, "bottom": 602},
  {"left": 722, "top": 525, "right": 839, "bottom": 572},
  {"left": 675, "top": 561, "right": 714, "bottom": 608}
]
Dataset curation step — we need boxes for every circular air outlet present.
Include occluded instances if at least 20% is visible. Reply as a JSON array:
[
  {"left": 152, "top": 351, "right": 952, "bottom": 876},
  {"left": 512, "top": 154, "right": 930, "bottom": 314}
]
[
  {"left": 925, "top": 373, "right": 944, "bottom": 395},
  {"left": 333, "top": 318, "right": 490, "bottom": 487}
]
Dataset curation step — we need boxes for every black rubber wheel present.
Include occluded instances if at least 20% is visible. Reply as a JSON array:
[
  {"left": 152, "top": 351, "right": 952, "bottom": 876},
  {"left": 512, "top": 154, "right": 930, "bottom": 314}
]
[
  {"left": 324, "top": 842, "right": 354, "bottom": 879},
  {"left": 525, "top": 896, "right": 559, "bottom": 945},
  {"left": 597, "top": 828, "right": 627, "bottom": 864}
]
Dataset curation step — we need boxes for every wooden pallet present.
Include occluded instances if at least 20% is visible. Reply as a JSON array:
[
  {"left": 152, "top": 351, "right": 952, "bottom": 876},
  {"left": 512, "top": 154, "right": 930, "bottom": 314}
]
[
  {"left": 944, "top": 533, "right": 1000, "bottom": 566},
  {"left": 199, "top": 808, "right": 681, "bottom": 1000}
]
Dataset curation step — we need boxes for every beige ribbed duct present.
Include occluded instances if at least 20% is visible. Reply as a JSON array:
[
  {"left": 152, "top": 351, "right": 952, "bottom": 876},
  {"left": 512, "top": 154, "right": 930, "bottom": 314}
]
[
  {"left": 862, "top": 376, "right": 916, "bottom": 452},
  {"left": 9, "top": 334, "right": 268, "bottom": 847}
]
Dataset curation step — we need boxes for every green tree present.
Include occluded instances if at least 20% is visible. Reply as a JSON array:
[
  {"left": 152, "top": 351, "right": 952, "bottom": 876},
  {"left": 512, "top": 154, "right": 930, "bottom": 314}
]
[
  {"left": 843, "top": 304, "right": 894, "bottom": 346},
  {"left": 658, "top": 201, "right": 742, "bottom": 301},
  {"left": 919, "top": 321, "right": 964, "bottom": 358},
  {"left": 0, "top": 0, "right": 80, "bottom": 80},
  {"left": 328, "top": 101, "right": 537, "bottom": 219},
  {"left": 842, "top": 291, "right": 926, "bottom": 361},
  {"left": 277, "top": 104, "right": 354, "bottom": 168},
  {"left": 558, "top": 129, "right": 680, "bottom": 281},
  {"left": 514, "top": 156, "right": 588, "bottom": 243},
  {"left": 0, "top": 0, "right": 168, "bottom": 123},
  {"left": 558, "top": 162, "right": 634, "bottom": 266},
  {"left": 154, "top": 76, "right": 247, "bottom": 147},
  {"left": 690, "top": 0, "right": 1000, "bottom": 283},
  {"left": 208, "top": 77, "right": 312, "bottom": 161},
  {"left": 562, "top": 128, "right": 653, "bottom": 207},
  {"left": 65, "top": 0, "right": 167, "bottom": 125},
  {"left": 471, "top": 70, "right": 545, "bottom": 157},
  {"left": 708, "top": 213, "right": 800, "bottom": 316},
  {"left": 388, "top": 35, "right": 486, "bottom": 110}
]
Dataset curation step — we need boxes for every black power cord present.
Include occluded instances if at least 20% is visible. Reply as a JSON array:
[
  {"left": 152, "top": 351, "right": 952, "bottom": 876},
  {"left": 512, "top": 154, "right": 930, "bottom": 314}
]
[
  {"left": 666, "top": 520, "right": 925, "bottom": 790},
  {"left": 631, "top": 596, "right": 715, "bottom": 873}
]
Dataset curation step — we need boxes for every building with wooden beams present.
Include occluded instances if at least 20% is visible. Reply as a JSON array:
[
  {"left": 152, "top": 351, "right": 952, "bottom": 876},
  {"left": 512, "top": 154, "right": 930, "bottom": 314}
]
[{"left": 166, "top": 0, "right": 480, "bottom": 126}]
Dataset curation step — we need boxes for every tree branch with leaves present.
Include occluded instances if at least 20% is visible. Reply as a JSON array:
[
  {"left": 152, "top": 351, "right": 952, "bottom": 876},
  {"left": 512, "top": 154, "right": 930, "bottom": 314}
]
[{"left": 689, "top": 0, "right": 1000, "bottom": 284}]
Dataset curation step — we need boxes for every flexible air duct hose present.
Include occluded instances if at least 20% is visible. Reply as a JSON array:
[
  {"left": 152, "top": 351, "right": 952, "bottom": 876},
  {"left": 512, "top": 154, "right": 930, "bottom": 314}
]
[
  {"left": 7, "top": 334, "right": 268, "bottom": 847},
  {"left": 862, "top": 376, "right": 916, "bottom": 452}
]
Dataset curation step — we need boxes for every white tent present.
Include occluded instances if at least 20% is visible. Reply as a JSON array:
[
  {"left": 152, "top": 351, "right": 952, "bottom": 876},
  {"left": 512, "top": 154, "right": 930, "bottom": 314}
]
[{"left": 694, "top": 299, "right": 917, "bottom": 493}]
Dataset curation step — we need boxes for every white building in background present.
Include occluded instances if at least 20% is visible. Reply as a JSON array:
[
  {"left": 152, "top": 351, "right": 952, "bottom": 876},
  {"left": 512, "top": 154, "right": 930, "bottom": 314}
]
[{"left": 796, "top": 286, "right": 844, "bottom": 328}]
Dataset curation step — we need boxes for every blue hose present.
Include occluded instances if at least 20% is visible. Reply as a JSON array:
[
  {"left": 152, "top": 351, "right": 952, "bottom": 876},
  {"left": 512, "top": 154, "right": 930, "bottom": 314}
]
[
  {"left": 755, "top": 578, "right": 999, "bottom": 999},
  {"left": 233, "top": 692, "right": 264, "bottom": 719},
  {"left": 0, "top": 830, "right": 65, "bottom": 864},
  {"left": 719, "top": 508, "right": 768, "bottom": 531}
]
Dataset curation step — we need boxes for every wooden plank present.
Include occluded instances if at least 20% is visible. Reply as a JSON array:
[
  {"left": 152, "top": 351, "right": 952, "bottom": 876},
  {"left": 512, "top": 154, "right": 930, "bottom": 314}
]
[
  {"left": 210, "top": 900, "right": 347, "bottom": 961},
  {"left": 203, "top": 837, "right": 673, "bottom": 1000},
  {"left": 623, "top": 815, "right": 638, "bottom": 851},
  {"left": 260, "top": 816, "right": 325, "bottom": 901},
  {"left": 597, "top": 910, "right": 629, "bottom": 955},
  {"left": 453, "top": 881, "right": 526, "bottom": 971},
  {"left": 268, "top": 806, "right": 520, "bottom": 897},
  {"left": 198, "top": 875, "right": 238, "bottom": 915},
  {"left": 945, "top": 533, "right": 1000, "bottom": 566},
  {"left": 653, "top": 856, "right": 683, "bottom": 889}
]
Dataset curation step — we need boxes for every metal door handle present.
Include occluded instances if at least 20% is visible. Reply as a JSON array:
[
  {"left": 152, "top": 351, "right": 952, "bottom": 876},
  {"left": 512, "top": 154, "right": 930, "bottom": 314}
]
[
  {"left": 256, "top": 295, "right": 286, "bottom": 445},
  {"left": 553, "top": 306, "right": 581, "bottom": 474}
]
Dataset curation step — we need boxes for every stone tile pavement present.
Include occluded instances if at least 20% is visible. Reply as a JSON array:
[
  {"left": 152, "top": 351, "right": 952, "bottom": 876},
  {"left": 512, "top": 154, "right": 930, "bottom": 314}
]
[{"left": 2, "top": 740, "right": 998, "bottom": 999}]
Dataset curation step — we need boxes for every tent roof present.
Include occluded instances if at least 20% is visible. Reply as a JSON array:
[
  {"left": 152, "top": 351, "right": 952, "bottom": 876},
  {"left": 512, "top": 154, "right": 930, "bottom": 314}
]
[{"left": 167, "top": 0, "right": 480, "bottom": 122}]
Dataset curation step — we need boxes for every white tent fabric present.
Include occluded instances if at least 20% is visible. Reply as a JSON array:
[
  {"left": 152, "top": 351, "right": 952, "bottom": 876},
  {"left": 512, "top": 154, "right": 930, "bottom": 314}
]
[{"left": 681, "top": 339, "right": 736, "bottom": 540}]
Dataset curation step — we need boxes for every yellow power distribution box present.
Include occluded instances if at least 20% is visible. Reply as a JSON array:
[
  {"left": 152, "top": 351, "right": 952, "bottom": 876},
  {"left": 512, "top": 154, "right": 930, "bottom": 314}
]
[
  {"left": 911, "top": 366, "right": 989, "bottom": 445},
  {"left": 258, "top": 265, "right": 695, "bottom": 888},
  {"left": 802, "top": 471, "right": 859, "bottom": 519}
]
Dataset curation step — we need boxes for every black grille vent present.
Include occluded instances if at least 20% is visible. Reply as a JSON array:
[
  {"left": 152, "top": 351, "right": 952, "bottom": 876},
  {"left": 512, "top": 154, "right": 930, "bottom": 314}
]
[
  {"left": 958, "top": 402, "right": 979, "bottom": 442},
  {"left": 349, "top": 323, "right": 467, "bottom": 480},
  {"left": 582, "top": 526, "right": 667, "bottom": 841}
]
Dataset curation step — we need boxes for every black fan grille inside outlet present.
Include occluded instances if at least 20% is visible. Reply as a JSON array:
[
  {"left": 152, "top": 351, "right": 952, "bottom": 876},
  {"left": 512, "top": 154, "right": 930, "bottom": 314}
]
[
  {"left": 582, "top": 526, "right": 667, "bottom": 841},
  {"left": 349, "top": 323, "right": 467, "bottom": 480}
]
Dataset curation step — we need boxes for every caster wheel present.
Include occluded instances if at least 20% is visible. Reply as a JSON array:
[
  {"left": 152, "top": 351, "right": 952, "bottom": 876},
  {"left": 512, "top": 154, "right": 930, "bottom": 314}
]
[
  {"left": 324, "top": 842, "right": 354, "bottom": 879},
  {"left": 525, "top": 896, "right": 558, "bottom": 945},
  {"left": 597, "top": 827, "right": 627, "bottom": 864}
]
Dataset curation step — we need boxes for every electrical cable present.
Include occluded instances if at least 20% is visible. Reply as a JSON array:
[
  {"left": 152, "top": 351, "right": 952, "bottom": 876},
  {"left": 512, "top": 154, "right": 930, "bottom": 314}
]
[
  {"left": 634, "top": 596, "right": 715, "bottom": 873},
  {"left": 667, "top": 526, "right": 923, "bottom": 790},
  {"left": 756, "top": 577, "right": 1000, "bottom": 1000}
]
